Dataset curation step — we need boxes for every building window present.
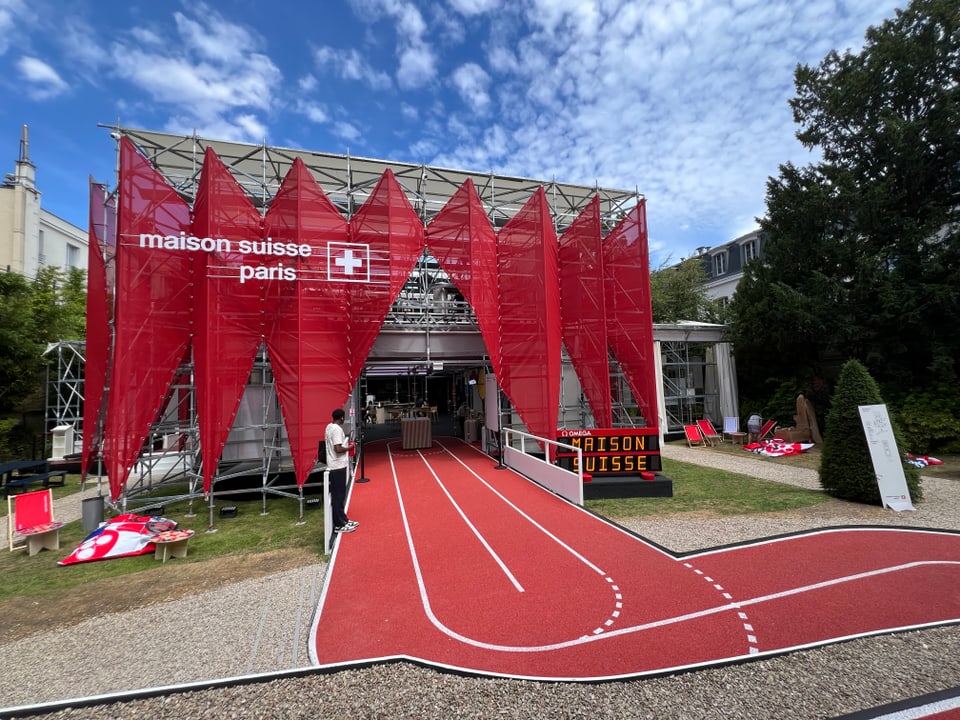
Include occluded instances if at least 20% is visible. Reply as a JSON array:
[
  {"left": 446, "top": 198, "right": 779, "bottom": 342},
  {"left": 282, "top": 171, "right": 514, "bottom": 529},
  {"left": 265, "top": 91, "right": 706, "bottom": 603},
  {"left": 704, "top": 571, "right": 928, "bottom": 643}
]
[
  {"left": 714, "top": 252, "right": 727, "bottom": 276},
  {"left": 38, "top": 230, "right": 46, "bottom": 265},
  {"left": 66, "top": 243, "right": 79, "bottom": 269},
  {"left": 743, "top": 239, "right": 758, "bottom": 263}
]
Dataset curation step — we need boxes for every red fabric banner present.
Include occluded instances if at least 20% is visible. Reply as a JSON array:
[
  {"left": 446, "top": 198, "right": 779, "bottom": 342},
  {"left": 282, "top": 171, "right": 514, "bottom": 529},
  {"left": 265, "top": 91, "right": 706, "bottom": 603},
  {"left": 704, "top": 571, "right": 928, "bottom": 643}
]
[
  {"left": 496, "top": 189, "right": 561, "bottom": 446},
  {"left": 105, "top": 138, "right": 193, "bottom": 501},
  {"left": 345, "top": 169, "right": 424, "bottom": 385},
  {"left": 80, "top": 181, "right": 112, "bottom": 478},
  {"left": 604, "top": 201, "right": 658, "bottom": 430},
  {"left": 426, "top": 179, "right": 501, "bottom": 375},
  {"left": 191, "top": 147, "right": 265, "bottom": 493},
  {"left": 559, "top": 196, "right": 612, "bottom": 428},
  {"left": 264, "top": 158, "right": 352, "bottom": 485}
]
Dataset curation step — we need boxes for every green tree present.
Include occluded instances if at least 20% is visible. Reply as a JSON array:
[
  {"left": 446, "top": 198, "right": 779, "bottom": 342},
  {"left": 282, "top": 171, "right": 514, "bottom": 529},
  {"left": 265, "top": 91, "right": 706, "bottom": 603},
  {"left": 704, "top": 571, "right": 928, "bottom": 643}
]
[
  {"left": 820, "top": 359, "right": 921, "bottom": 504},
  {"left": 0, "top": 267, "right": 87, "bottom": 414},
  {"left": 730, "top": 0, "right": 960, "bottom": 410},
  {"left": 649, "top": 256, "right": 719, "bottom": 323},
  {"left": 0, "top": 271, "right": 41, "bottom": 413}
]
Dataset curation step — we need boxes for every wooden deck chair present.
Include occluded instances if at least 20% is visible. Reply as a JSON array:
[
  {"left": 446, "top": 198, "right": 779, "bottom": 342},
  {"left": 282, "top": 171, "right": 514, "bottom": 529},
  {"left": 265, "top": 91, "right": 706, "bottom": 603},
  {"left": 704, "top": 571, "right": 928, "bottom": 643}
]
[
  {"left": 758, "top": 420, "right": 777, "bottom": 441},
  {"left": 722, "top": 416, "right": 746, "bottom": 443},
  {"left": 696, "top": 419, "right": 721, "bottom": 446},
  {"left": 7, "top": 488, "right": 65, "bottom": 556},
  {"left": 684, "top": 424, "right": 706, "bottom": 448}
]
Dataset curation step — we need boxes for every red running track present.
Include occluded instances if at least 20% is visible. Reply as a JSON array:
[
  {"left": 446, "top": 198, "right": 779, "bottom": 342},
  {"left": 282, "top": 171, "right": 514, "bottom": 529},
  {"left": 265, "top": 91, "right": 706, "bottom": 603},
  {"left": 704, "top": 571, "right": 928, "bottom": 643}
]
[{"left": 309, "top": 437, "right": 960, "bottom": 681}]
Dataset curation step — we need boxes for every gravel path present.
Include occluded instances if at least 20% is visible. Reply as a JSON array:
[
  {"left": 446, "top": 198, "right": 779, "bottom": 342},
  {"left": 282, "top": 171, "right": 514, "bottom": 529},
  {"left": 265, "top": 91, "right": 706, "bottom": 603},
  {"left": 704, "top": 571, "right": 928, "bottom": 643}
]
[{"left": 2, "top": 448, "right": 958, "bottom": 720}]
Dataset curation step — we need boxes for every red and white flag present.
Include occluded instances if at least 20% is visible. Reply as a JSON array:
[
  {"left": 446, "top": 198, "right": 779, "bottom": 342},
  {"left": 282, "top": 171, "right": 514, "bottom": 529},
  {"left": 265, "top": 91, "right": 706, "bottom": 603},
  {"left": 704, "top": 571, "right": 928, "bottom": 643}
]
[{"left": 327, "top": 242, "right": 370, "bottom": 282}]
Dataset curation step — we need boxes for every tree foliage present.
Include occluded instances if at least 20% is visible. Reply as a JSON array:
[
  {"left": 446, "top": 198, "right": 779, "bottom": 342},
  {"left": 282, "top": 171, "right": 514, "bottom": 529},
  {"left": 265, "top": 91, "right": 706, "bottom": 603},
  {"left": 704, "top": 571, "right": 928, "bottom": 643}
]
[
  {"left": 729, "top": 0, "right": 960, "bottom": 436},
  {"left": 0, "top": 267, "right": 87, "bottom": 413},
  {"left": 649, "top": 257, "right": 720, "bottom": 323},
  {"left": 819, "top": 359, "right": 921, "bottom": 504}
]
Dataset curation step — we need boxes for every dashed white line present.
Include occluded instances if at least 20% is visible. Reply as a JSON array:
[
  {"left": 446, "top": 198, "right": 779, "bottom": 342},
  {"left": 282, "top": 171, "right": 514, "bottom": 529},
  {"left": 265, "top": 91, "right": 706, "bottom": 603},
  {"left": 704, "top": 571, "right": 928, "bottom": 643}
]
[{"left": 685, "top": 561, "right": 760, "bottom": 654}]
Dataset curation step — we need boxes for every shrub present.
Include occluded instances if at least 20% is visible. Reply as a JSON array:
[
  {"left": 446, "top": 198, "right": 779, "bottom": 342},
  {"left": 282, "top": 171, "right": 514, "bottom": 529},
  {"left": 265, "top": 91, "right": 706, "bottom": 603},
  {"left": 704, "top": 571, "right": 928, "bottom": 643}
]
[
  {"left": 895, "top": 384, "right": 960, "bottom": 455},
  {"left": 819, "top": 359, "right": 921, "bottom": 505}
]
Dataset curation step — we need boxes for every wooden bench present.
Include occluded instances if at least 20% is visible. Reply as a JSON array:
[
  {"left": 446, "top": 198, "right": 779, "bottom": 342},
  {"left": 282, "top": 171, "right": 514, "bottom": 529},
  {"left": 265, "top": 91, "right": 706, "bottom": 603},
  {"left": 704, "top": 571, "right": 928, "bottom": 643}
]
[{"left": 4, "top": 470, "right": 67, "bottom": 496}]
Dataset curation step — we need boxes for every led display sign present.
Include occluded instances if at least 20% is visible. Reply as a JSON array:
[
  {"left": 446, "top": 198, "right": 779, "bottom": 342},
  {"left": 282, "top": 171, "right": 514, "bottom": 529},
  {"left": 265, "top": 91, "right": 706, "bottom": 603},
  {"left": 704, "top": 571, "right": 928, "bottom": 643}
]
[{"left": 556, "top": 428, "right": 662, "bottom": 476}]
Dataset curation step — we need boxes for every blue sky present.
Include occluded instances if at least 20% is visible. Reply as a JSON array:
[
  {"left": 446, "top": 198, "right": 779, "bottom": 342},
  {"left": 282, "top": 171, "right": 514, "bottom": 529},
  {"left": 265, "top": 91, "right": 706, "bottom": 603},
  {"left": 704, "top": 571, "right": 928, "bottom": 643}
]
[{"left": 0, "top": 0, "right": 902, "bottom": 266}]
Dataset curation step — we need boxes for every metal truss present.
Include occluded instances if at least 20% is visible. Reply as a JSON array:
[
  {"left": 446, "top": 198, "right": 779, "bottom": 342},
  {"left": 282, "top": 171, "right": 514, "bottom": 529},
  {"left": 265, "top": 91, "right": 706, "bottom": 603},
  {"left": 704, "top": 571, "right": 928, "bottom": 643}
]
[{"left": 101, "top": 126, "right": 641, "bottom": 234}]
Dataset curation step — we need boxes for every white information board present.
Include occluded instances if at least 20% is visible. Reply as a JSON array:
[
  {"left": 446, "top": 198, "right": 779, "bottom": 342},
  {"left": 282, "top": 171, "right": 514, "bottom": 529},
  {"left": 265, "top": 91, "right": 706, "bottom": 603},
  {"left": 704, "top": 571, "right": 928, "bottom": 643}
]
[{"left": 858, "top": 404, "right": 916, "bottom": 512}]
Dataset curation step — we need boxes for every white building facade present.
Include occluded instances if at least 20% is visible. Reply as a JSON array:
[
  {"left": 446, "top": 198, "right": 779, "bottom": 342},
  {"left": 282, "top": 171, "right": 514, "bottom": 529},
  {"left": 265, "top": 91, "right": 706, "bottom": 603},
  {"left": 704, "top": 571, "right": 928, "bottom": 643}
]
[{"left": 0, "top": 126, "right": 87, "bottom": 278}]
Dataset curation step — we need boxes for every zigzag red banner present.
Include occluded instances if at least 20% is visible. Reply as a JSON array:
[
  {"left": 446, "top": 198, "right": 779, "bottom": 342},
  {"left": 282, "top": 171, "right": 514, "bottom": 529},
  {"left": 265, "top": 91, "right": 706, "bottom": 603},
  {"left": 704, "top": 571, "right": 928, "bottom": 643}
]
[{"left": 97, "top": 141, "right": 658, "bottom": 501}]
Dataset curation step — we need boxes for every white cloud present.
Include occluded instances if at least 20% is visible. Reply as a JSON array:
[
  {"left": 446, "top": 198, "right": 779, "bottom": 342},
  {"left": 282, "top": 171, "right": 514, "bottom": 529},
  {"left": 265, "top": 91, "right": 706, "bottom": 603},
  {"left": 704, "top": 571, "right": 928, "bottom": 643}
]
[
  {"left": 109, "top": 6, "right": 282, "bottom": 143},
  {"left": 0, "top": 0, "right": 30, "bottom": 55},
  {"left": 333, "top": 121, "right": 362, "bottom": 142},
  {"left": 448, "top": 0, "right": 501, "bottom": 16},
  {"left": 17, "top": 56, "right": 69, "bottom": 100},
  {"left": 164, "top": 113, "right": 268, "bottom": 144},
  {"left": 60, "top": 18, "right": 110, "bottom": 75},
  {"left": 172, "top": 3, "right": 258, "bottom": 65},
  {"left": 349, "top": 0, "right": 437, "bottom": 89},
  {"left": 314, "top": 46, "right": 393, "bottom": 90},
  {"left": 416, "top": 0, "right": 903, "bottom": 262},
  {"left": 296, "top": 100, "right": 328, "bottom": 124},
  {"left": 397, "top": 42, "right": 436, "bottom": 89},
  {"left": 450, "top": 62, "right": 491, "bottom": 113}
]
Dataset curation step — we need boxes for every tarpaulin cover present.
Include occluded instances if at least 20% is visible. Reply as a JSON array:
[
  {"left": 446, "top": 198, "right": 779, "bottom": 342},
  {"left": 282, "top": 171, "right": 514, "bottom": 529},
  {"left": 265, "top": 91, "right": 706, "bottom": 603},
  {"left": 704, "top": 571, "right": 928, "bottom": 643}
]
[
  {"left": 496, "top": 188, "right": 561, "bottom": 446},
  {"left": 264, "top": 158, "right": 352, "bottom": 484},
  {"left": 345, "top": 169, "right": 424, "bottom": 384},
  {"left": 104, "top": 138, "right": 193, "bottom": 501},
  {"left": 559, "top": 196, "right": 612, "bottom": 428},
  {"left": 192, "top": 148, "right": 266, "bottom": 493},
  {"left": 604, "top": 201, "right": 658, "bottom": 430},
  {"left": 58, "top": 514, "right": 177, "bottom": 565},
  {"left": 426, "top": 179, "right": 501, "bottom": 375},
  {"left": 80, "top": 181, "right": 113, "bottom": 478}
]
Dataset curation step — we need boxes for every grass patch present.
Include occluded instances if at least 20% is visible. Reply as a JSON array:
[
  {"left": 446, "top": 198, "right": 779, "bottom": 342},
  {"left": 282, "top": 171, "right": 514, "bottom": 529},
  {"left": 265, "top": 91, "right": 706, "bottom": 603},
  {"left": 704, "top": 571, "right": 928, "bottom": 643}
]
[
  {"left": 0, "top": 492, "right": 326, "bottom": 605},
  {"left": 585, "top": 457, "right": 827, "bottom": 518}
]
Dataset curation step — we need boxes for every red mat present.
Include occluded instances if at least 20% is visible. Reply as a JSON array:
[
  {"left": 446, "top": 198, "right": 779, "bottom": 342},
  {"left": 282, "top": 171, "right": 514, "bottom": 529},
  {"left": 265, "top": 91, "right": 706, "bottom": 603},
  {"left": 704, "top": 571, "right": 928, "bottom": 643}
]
[{"left": 309, "top": 438, "right": 960, "bottom": 681}]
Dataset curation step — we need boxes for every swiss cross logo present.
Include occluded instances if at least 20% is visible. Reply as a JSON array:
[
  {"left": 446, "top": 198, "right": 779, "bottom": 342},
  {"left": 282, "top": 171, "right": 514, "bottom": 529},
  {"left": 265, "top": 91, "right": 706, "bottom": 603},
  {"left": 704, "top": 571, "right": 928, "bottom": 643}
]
[{"left": 327, "top": 242, "right": 370, "bottom": 283}]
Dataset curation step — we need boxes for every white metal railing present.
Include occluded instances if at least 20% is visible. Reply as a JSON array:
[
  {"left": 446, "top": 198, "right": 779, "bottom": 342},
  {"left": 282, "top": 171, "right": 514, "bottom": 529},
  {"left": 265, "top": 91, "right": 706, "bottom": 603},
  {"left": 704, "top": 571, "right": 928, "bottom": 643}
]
[{"left": 499, "top": 426, "right": 585, "bottom": 505}]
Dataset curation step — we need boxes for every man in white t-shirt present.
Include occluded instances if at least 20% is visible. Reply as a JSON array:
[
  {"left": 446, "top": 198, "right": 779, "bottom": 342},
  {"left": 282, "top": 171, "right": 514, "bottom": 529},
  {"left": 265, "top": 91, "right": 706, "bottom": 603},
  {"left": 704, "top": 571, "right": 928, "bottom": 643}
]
[{"left": 325, "top": 408, "right": 358, "bottom": 533}]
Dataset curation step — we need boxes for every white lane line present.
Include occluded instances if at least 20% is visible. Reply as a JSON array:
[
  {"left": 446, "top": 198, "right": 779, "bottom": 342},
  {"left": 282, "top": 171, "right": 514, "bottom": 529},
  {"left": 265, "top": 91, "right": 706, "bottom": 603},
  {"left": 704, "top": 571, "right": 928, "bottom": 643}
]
[
  {"left": 426, "top": 442, "right": 628, "bottom": 632},
  {"left": 416, "top": 447, "right": 525, "bottom": 592},
  {"left": 393, "top": 448, "right": 960, "bottom": 656},
  {"left": 433, "top": 440, "right": 607, "bottom": 576}
]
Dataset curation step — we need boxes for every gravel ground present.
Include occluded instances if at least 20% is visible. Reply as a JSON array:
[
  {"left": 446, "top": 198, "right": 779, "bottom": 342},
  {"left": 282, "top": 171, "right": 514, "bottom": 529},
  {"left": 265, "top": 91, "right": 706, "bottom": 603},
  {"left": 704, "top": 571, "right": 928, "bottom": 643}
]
[{"left": 2, "top": 446, "right": 958, "bottom": 720}]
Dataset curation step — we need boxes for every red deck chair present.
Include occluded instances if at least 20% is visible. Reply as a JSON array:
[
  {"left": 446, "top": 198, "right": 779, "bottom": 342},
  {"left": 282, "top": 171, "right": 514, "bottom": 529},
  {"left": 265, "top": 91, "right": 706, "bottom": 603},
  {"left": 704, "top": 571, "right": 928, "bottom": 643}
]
[
  {"left": 7, "top": 488, "right": 64, "bottom": 556},
  {"left": 758, "top": 420, "right": 777, "bottom": 441},
  {"left": 684, "top": 424, "right": 706, "bottom": 448},
  {"left": 696, "top": 419, "right": 721, "bottom": 446}
]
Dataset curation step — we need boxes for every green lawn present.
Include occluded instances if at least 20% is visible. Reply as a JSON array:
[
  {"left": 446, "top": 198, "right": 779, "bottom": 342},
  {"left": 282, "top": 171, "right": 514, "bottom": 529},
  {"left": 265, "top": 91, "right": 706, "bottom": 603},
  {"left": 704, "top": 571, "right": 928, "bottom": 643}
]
[{"left": 1, "top": 490, "right": 325, "bottom": 603}]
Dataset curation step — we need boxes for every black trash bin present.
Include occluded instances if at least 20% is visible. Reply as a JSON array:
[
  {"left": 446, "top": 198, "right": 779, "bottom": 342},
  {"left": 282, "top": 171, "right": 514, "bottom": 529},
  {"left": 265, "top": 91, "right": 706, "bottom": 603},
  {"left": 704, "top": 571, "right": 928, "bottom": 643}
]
[{"left": 82, "top": 495, "right": 104, "bottom": 532}]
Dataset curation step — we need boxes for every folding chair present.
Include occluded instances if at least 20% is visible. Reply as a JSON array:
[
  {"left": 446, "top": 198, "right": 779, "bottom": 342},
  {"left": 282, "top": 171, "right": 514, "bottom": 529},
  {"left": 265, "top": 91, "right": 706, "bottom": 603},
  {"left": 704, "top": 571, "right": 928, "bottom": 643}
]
[
  {"left": 7, "top": 488, "right": 65, "bottom": 556},
  {"left": 722, "top": 416, "right": 746, "bottom": 444},
  {"left": 696, "top": 419, "right": 721, "bottom": 446},
  {"left": 758, "top": 420, "right": 777, "bottom": 441},
  {"left": 684, "top": 424, "right": 706, "bottom": 448}
]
